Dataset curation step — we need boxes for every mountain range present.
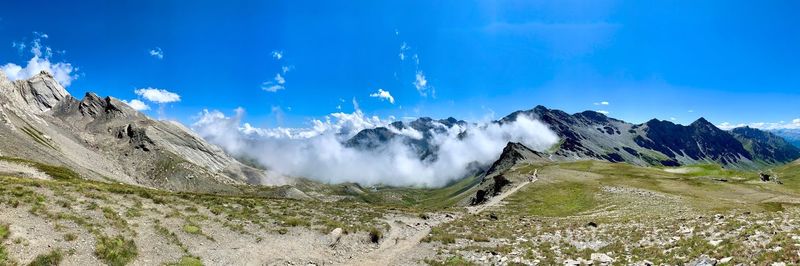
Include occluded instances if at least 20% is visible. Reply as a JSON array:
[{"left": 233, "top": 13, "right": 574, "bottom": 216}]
[
  {"left": 349, "top": 105, "right": 800, "bottom": 170},
  {"left": 1, "top": 70, "right": 799, "bottom": 193},
  {"left": 771, "top": 128, "right": 800, "bottom": 148}
]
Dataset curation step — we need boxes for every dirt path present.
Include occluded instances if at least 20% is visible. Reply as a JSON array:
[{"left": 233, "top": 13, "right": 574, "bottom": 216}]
[
  {"left": 466, "top": 179, "right": 535, "bottom": 215},
  {"left": 350, "top": 174, "right": 537, "bottom": 265},
  {"left": 348, "top": 214, "right": 455, "bottom": 266}
]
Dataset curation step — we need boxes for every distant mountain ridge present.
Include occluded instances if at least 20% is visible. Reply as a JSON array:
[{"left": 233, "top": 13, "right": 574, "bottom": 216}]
[
  {"left": 349, "top": 105, "right": 800, "bottom": 170},
  {"left": 771, "top": 129, "right": 800, "bottom": 148}
]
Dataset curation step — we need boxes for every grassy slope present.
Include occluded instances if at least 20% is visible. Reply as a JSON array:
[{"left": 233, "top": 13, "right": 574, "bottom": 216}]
[{"left": 426, "top": 160, "right": 800, "bottom": 265}]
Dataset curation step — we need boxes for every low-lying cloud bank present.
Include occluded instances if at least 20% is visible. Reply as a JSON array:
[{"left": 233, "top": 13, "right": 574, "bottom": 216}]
[{"left": 192, "top": 105, "right": 559, "bottom": 188}]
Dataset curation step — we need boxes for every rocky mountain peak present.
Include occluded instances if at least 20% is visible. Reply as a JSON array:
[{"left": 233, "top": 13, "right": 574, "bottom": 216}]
[
  {"left": 690, "top": 117, "right": 714, "bottom": 128},
  {"left": 11, "top": 71, "right": 70, "bottom": 113}
]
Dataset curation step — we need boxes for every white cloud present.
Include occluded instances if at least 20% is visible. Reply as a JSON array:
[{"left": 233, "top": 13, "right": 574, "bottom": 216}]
[
  {"left": 717, "top": 119, "right": 800, "bottom": 130},
  {"left": 2, "top": 33, "right": 78, "bottom": 87},
  {"left": 261, "top": 82, "right": 284, "bottom": 92},
  {"left": 121, "top": 99, "right": 150, "bottom": 111},
  {"left": 369, "top": 88, "right": 395, "bottom": 104},
  {"left": 149, "top": 47, "right": 164, "bottom": 59},
  {"left": 271, "top": 50, "right": 283, "bottom": 60},
  {"left": 262, "top": 73, "right": 287, "bottom": 92},
  {"left": 11, "top": 41, "right": 25, "bottom": 54},
  {"left": 191, "top": 105, "right": 559, "bottom": 187},
  {"left": 399, "top": 42, "right": 410, "bottom": 61},
  {"left": 596, "top": 110, "right": 610, "bottom": 115},
  {"left": 688, "top": 110, "right": 695, "bottom": 113},
  {"left": 134, "top": 88, "right": 181, "bottom": 103},
  {"left": 282, "top": 66, "right": 291, "bottom": 74},
  {"left": 414, "top": 71, "right": 430, "bottom": 96},
  {"left": 670, "top": 117, "right": 677, "bottom": 121},
  {"left": 593, "top": 101, "right": 609, "bottom": 105}
]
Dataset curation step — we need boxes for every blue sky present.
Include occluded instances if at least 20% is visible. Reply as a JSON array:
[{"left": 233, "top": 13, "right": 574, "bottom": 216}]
[{"left": 1, "top": 0, "right": 799, "bottom": 129}]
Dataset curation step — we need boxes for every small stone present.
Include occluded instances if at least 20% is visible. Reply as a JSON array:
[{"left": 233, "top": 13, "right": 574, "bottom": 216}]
[
  {"left": 687, "top": 255, "right": 717, "bottom": 266},
  {"left": 563, "top": 259, "right": 580, "bottom": 266},
  {"left": 591, "top": 253, "right": 614, "bottom": 264},
  {"left": 719, "top": 257, "right": 732, "bottom": 264},
  {"left": 709, "top": 239, "right": 723, "bottom": 246}
]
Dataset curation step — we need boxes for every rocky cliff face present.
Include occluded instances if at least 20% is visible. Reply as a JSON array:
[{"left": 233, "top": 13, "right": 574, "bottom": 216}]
[
  {"left": 0, "top": 71, "right": 268, "bottom": 191},
  {"left": 469, "top": 142, "right": 548, "bottom": 205}
]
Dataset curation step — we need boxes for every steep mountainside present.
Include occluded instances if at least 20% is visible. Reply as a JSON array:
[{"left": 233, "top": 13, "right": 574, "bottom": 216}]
[
  {"left": 771, "top": 129, "right": 800, "bottom": 148},
  {"left": 0, "top": 71, "right": 267, "bottom": 191},
  {"left": 348, "top": 105, "right": 799, "bottom": 172},
  {"left": 468, "top": 142, "right": 548, "bottom": 205},
  {"left": 500, "top": 106, "right": 800, "bottom": 169},
  {"left": 731, "top": 127, "right": 800, "bottom": 164}
]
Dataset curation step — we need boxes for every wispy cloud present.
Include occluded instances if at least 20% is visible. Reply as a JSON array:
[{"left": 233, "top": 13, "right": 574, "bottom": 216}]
[
  {"left": 149, "top": 47, "right": 164, "bottom": 59},
  {"left": 262, "top": 50, "right": 290, "bottom": 92},
  {"left": 261, "top": 83, "right": 284, "bottom": 92},
  {"left": 369, "top": 89, "right": 395, "bottom": 104},
  {"left": 271, "top": 50, "right": 283, "bottom": 60},
  {"left": 596, "top": 110, "right": 610, "bottom": 115},
  {"left": 593, "top": 101, "right": 610, "bottom": 106},
  {"left": 399, "top": 42, "right": 410, "bottom": 61},
  {"left": 1, "top": 32, "right": 78, "bottom": 87},
  {"left": 413, "top": 71, "right": 431, "bottom": 96}
]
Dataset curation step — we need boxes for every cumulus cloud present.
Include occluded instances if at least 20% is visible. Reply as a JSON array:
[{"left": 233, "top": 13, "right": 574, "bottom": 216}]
[
  {"left": 1, "top": 32, "right": 78, "bottom": 87},
  {"left": 717, "top": 119, "right": 800, "bottom": 130},
  {"left": 134, "top": 88, "right": 181, "bottom": 103},
  {"left": 149, "top": 47, "right": 164, "bottom": 59},
  {"left": 191, "top": 104, "right": 559, "bottom": 187},
  {"left": 121, "top": 99, "right": 150, "bottom": 111},
  {"left": 369, "top": 88, "right": 395, "bottom": 104},
  {"left": 593, "top": 101, "right": 609, "bottom": 105}
]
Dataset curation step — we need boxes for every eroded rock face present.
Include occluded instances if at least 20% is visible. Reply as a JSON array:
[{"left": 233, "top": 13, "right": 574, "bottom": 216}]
[
  {"left": 0, "top": 70, "right": 272, "bottom": 191},
  {"left": 10, "top": 71, "right": 69, "bottom": 113}
]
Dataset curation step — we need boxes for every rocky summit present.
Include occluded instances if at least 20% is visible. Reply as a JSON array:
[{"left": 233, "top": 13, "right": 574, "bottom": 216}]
[{"left": 0, "top": 71, "right": 267, "bottom": 192}]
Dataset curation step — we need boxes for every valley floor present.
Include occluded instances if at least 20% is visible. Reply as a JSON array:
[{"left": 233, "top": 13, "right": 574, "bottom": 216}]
[{"left": 2, "top": 159, "right": 800, "bottom": 265}]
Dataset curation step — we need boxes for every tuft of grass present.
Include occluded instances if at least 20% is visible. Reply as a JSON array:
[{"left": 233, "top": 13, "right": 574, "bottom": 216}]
[
  {"left": 283, "top": 217, "right": 310, "bottom": 227},
  {"left": 368, "top": 227, "right": 383, "bottom": 244},
  {"left": 0, "top": 224, "right": 9, "bottom": 241},
  {"left": 169, "top": 256, "right": 203, "bottom": 266},
  {"left": 63, "top": 233, "right": 77, "bottom": 242},
  {"left": 94, "top": 235, "right": 138, "bottom": 266},
  {"left": 183, "top": 224, "right": 201, "bottom": 235},
  {"left": 426, "top": 256, "right": 477, "bottom": 266},
  {"left": 0, "top": 224, "right": 10, "bottom": 265},
  {"left": 27, "top": 249, "right": 63, "bottom": 266}
]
